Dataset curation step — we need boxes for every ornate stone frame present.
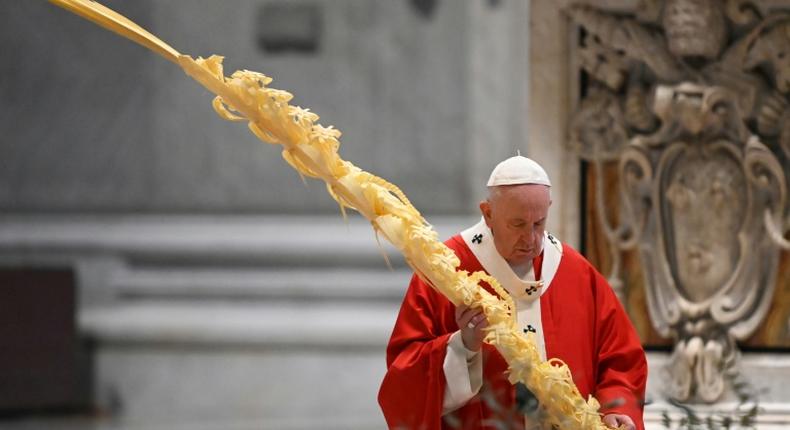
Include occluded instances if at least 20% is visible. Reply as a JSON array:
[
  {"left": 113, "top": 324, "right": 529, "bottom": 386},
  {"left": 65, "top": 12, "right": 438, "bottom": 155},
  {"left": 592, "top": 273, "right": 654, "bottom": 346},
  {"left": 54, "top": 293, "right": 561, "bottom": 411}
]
[{"left": 531, "top": 0, "right": 790, "bottom": 407}]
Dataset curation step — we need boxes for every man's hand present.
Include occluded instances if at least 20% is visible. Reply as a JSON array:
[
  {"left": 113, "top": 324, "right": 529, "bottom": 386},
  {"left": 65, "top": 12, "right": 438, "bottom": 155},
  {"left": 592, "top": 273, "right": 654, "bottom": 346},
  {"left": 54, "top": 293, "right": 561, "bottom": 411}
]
[
  {"left": 603, "top": 413, "right": 635, "bottom": 430},
  {"left": 455, "top": 304, "right": 489, "bottom": 351}
]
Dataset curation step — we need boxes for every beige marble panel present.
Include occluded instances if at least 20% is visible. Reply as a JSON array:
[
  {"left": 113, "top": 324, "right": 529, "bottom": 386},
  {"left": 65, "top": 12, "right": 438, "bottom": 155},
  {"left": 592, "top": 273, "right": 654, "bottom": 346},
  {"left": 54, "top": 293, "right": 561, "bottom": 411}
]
[{"left": 529, "top": 0, "right": 580, "bottom": 247}]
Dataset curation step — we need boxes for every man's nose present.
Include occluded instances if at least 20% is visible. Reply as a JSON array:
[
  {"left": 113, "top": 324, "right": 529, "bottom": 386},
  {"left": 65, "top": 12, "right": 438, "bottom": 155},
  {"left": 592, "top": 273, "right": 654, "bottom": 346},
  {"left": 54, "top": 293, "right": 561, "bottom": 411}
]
[
  {"left": 524, "top": 226, "right": 540, "bottom": 241},
  {"left": 520, "top": 226, "right": 537, "bottom": 241}
]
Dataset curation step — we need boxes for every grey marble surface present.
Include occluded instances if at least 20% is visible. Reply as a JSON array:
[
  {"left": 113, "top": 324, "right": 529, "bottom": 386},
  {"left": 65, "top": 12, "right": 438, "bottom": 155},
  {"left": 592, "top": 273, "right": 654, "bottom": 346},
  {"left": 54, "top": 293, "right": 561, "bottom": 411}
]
[{"left": 1, "top": 1, "right": 531, "bottom": 215}]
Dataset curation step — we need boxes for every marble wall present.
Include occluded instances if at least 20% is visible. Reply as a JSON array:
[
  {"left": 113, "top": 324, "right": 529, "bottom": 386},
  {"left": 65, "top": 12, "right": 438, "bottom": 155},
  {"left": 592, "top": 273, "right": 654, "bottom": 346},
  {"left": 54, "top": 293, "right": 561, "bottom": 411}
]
[{"left": 1, "top": 0, "right": 530, "bottom": 216}]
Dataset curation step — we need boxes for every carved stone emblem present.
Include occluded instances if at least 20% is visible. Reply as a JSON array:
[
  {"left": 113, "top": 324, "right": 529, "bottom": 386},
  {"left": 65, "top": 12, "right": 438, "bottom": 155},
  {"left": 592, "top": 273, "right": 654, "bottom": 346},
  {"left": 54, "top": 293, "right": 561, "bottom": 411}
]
[{"left": 568, "top": 1, "right": 790, "bottom": 402}]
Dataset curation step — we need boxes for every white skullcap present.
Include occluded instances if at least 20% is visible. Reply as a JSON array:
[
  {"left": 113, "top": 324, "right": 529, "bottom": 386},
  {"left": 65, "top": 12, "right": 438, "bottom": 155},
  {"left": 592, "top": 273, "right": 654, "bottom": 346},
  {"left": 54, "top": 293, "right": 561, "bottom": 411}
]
[{"left": 486, "top": 155, "right": 551, "bottom": 187}]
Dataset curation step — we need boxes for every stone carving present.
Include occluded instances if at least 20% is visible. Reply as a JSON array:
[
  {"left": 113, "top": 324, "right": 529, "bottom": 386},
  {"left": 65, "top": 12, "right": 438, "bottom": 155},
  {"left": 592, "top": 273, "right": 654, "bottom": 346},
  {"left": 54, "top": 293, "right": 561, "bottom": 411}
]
[{"left": 567, "top": 1, "right": 790, "bottom": 402}]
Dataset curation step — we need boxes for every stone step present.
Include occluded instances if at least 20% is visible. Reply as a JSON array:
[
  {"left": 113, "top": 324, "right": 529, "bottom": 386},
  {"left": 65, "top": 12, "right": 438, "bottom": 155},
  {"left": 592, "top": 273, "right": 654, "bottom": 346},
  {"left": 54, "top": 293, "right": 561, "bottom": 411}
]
[
  {"left": 0, "top": 416, "right": 388, "bottom": 430},
  {"left": 0, "top": 214, "right": 470, "bottom": 268},
  {"left": 77, "top": 300, "right": 394, "bottom": 429},
  {"left": 111, "top": 267, "right": 413, "bottom": 302},
  {"left": 80, "top": 301, "right": 399, "bottom": 348}
]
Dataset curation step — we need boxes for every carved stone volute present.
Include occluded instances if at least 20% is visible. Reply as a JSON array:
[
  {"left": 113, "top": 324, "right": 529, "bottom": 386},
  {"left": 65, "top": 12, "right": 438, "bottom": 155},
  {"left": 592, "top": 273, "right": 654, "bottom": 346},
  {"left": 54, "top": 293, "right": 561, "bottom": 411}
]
[{"left": 568, "top": 1, "right": 790, "bottom": 403}]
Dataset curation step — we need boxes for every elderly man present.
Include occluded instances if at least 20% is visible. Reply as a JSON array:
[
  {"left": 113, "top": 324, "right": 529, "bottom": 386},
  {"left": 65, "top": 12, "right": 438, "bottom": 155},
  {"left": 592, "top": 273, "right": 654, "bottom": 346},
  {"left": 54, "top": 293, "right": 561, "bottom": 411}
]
[{"left": 378, "top": 156, "right": 647, "bottom": 430}]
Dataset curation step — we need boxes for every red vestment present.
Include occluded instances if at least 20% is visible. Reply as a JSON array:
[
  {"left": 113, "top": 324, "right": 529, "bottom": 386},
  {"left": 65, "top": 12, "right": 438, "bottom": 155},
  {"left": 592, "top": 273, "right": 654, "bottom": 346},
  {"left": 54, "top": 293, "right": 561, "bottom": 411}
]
[{"left": 378, "top": 234, "right": 647, "bottom": 430}]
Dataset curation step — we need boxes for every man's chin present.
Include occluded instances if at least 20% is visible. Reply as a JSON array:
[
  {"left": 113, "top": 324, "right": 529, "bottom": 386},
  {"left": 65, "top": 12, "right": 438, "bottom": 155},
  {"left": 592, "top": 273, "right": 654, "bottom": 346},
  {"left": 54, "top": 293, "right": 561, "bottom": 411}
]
[{"left": 508, "top": 252, "right": 534, "bottom": 265}]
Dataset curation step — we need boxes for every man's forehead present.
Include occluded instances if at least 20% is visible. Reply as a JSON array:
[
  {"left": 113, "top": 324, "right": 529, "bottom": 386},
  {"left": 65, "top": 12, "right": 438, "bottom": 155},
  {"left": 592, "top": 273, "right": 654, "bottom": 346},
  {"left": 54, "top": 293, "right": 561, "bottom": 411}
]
[{"left": 505, "top": 213, "right": 547, "bottom": 222}]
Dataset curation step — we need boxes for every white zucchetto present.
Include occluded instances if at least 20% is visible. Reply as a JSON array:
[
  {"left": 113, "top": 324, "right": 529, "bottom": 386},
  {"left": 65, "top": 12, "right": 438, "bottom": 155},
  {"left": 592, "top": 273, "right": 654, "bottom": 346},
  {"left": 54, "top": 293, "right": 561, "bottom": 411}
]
[{"left": 486, "top": 155, "right": 551, "bottom": 187}]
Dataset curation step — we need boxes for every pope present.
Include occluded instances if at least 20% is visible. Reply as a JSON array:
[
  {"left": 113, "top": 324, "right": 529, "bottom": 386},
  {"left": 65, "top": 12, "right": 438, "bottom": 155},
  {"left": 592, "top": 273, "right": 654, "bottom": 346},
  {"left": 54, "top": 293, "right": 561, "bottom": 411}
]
[{"left": 378, "top": 156, "right": 647, "bottom": 430}]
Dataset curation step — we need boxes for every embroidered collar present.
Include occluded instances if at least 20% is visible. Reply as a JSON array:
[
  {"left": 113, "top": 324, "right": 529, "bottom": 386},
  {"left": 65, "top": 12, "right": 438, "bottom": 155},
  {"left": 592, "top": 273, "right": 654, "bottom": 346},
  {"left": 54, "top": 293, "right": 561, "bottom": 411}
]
[{"left": 461, "top": 217, "right": 563, "bottom": 302}]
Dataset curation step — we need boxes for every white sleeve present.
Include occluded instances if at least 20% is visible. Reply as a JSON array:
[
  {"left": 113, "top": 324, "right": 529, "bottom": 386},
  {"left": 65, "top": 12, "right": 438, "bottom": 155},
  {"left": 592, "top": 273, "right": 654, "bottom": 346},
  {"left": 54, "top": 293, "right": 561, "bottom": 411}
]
[{"left": 442, "top": 330, "right": 483, "bottom": 415}]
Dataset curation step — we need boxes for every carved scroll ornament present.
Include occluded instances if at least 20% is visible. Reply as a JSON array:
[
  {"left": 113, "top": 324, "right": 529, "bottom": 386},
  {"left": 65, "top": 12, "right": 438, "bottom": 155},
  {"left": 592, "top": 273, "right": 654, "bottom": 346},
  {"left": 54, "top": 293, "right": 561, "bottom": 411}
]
[{"left": 568, "top": 1, "right": 790, "bottom": 403}]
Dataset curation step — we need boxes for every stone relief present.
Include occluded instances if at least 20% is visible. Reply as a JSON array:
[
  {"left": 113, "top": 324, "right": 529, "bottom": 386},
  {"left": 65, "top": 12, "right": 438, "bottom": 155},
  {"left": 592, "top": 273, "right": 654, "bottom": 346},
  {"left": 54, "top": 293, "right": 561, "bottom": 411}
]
[{"left": 567, "top": 0, "right": 790, "bottom": 402}]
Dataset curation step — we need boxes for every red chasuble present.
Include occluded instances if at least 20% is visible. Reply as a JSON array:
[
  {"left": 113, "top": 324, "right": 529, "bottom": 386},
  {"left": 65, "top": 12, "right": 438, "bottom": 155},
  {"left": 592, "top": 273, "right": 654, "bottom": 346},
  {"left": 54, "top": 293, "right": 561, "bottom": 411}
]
[{"left": 378, "top": 233, "right": 647, "bottom": 430}]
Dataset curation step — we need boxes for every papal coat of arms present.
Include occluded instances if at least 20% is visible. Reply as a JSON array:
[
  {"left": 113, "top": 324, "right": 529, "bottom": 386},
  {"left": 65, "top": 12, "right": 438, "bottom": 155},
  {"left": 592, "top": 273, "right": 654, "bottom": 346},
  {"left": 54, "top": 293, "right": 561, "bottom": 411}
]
[{"left": 567, "top": 0, "right": 790, "bottom": 402}]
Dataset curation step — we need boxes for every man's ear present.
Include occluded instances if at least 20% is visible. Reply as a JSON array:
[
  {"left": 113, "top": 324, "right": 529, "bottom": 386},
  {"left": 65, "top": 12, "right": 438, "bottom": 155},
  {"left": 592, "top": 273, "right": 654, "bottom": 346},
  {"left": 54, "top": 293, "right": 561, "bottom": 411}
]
[{"left": 479, "top": 201, "right": 492, "bottom": 225}]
